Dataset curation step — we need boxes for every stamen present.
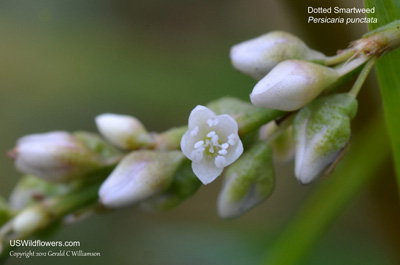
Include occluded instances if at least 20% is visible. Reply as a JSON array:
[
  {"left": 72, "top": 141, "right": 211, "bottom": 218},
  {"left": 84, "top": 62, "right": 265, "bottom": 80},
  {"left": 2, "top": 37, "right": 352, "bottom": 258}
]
[
  {"left": 228, "top": 134, "right": 237, "bottom": 145},
  {"left": 207, "top": 131, "right": 216, "bottom": 138},
  {"left": 190, "top": 126, "right": 199, "bottom": 137},
  {"left": 209, "top": 146, "right": 214, "bottom": 153},
  {"left": 215, "top": 156, "right": 226, "bottom": 168},
  {"left": 194, "top": 140, "right": 204, "bottom": 149},
  {"left": 218, "top": 149, "right": 227, "bottom": 155},
  {"left": 207, "top": 118, "right": 219, "bottom": 127},
  {"left": 221, "top": 143, "right": 229, "bottom": 149},
  {"left": 211, "top": 135, "right": 219, "bottom": 145},
  {"left": 191, "top": 148, "right": 204, "bottom": 162}
]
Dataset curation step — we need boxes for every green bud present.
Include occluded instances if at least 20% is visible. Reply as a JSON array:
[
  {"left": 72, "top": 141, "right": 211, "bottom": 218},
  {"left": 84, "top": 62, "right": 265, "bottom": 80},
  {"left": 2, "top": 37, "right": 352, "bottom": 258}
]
[
  {"left": 207, "top": 97, "right": 285, "bottom": 136},
  {"left": 9, "top": 175, "right": 71, "bottom": 211},
  {"left": 207, "top": 97, "right": 254, "bottom": 117},
  {"left": 73, "top": 131, "right": 123, "bottom": 164},
  {"left": 217, "top": 141, "right": 275, "bottom": 219},
  {"left": 154, "top": 127, "right": 187, "bottom": 150},
  {"left": 294, "top": 93, "right": 358, "bottom": 184},
  {"left": 140, "top": 159, "right": 201, "bottom": 211}
]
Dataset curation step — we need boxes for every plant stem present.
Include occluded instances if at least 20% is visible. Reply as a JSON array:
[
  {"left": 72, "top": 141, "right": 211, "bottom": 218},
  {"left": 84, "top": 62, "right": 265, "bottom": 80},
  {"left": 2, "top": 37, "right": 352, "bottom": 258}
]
[
  {"left": 237, "top": 108, "right": 285, "bottom": 136},
  {"left": 0, "top": 167, "right": 113, "bottom": 263},
  {"left": 348, "top": 57, "right": 378, "bottom": 97},
  {"left": 264, "top": 113, "right": 295, "bottom": 143},
  {"left": 323, "top": 48, "right": 356, "bottom": 65},
  {"left": 335, "top": 56, "right": 369, "bottom": 76}
]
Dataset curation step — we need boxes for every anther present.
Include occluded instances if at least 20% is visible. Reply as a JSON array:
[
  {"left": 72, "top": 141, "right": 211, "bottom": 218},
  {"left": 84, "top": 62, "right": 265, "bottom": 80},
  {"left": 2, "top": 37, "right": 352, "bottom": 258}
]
[{"left": 194, "top": 140, "right": 204, "bottom": 149}]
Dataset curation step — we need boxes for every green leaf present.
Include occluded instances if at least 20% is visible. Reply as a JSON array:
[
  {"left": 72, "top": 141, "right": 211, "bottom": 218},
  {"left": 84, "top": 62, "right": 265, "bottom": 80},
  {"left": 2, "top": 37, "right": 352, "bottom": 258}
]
[{"left": 364, "top": 0, "right": 400, "bottom": 195}]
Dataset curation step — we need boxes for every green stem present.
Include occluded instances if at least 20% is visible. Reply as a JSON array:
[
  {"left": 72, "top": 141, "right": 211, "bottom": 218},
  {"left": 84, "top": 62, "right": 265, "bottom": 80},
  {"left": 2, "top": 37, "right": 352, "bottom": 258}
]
[
  {"left": 323, "top": 48, "right": 356, "bottom": 65},
  {"left": 359, "top": 20, "right": 400, "bottom": 54},
  {"left": 265, "top": 114, "right": 295, "bottom": 143},
  {"left": 335, "top": 56, "right": 369, "bottom": 76},
  {"left": 0, "top": 183, "right": 101, "bottom": 263},
  {"left": 348, "top": 57, "right": 378, "bottom": 97},
  {"left": 237, "top": 108, "right": 285, "bottom": 136},
  {"left": 262, "top": 113, "right": 390, "bottom": 265},
  {"left": 0, "top": 167, "right": 113, "bottom": 263},
  {"left": 46, "top": 183, "right": 101, "bottom": 217}
]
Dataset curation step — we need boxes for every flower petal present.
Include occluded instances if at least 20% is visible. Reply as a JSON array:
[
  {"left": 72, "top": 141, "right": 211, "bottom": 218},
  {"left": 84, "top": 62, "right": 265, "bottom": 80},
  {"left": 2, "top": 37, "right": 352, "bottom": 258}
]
[
  {"left": 17, "top": 131, "right": 73, "bottom": 145},
  {"left": 188, "top": 105, "right": 217, "bottom": 130},
  {"left": 224, "top": 140, "right": 244, "bottom": 166},
  {"left": 180, "top": 131, "right": 197, "bottom": 160},
  {"left": 213, "top": 114, "right": 238, "bottom": 139},
  {"left": 192, "top": 158, "right": 224, "bottom": 185}
]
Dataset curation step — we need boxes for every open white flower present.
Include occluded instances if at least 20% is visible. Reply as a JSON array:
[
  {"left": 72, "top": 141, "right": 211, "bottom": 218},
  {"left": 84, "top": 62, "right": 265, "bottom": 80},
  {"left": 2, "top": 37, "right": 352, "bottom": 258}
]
[{"left": 180, "top": 106, "right": 243, "bottom": 185}]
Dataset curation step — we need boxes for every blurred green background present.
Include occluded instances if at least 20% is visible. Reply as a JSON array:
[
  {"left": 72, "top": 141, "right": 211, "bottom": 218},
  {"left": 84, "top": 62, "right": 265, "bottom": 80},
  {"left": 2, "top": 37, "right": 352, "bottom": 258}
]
[{"left": 1, "top": 0, "right": 399, "bottom": 264}]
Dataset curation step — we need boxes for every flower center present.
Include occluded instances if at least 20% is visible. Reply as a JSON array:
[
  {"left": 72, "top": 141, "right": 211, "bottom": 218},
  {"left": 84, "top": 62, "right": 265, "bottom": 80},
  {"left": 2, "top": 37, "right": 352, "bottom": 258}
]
[{"left": 190, "top": 122, "right": 238, "bottom": 168}]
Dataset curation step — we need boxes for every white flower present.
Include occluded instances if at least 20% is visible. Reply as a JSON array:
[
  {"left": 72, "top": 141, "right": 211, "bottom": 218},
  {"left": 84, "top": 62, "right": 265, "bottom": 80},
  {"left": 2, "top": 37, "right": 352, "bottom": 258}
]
[
  {"left": 11, "top": 132, "right": 102, "bottom": 182},
  {"left": 95, "top": 113, "right": 153, "bottom": 150},
  {"left": 230, "top": 31, "right": 325, "bottom": 79},
  {"left": 180, "top": 106, "right": 243, "bottom": 185},
  {"left": 250, "top": 60, "right": 339, "bottom": 111}
]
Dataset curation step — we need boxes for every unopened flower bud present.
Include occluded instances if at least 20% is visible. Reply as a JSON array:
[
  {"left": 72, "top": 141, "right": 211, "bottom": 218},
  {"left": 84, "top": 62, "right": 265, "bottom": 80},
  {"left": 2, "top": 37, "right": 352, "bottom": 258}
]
[
  {"left": 230, "top": 31, "right": 326, "bottom": 79},
  {"left": 217, "top": 141, "right": 274, "bottom": 219},
  {"left": 207, "top": 97, "right": 254, "bottom": 117},
  {"left": 294, "top": 94, "right": 358, "bottom": 184},
  {"left": 250, "top": 60, "right": 339, "bottom": 111},
  {"left": 10, "top": 132, "right": 104, "bottom": 182},
  {"left": 140, "top": 159, "right": 201, "bottom": 211},
  {"left": 95, "top": 113, "right": 153, "bottom": 150},
  {"left": 12, "top": 205, "right": 49, "bottom": 235},
  {"left": 9, "top": 175, "right": 71, "bottom": 211},
  {"left": 99, "top": 150, "right": 184, "bottom": 208}
]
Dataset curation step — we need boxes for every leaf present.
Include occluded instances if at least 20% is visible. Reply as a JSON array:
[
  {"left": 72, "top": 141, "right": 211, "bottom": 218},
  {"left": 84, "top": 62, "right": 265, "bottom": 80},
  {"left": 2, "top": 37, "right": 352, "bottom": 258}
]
[{"left": 364, "top": 0, "right": 400, "bottom": 196}]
